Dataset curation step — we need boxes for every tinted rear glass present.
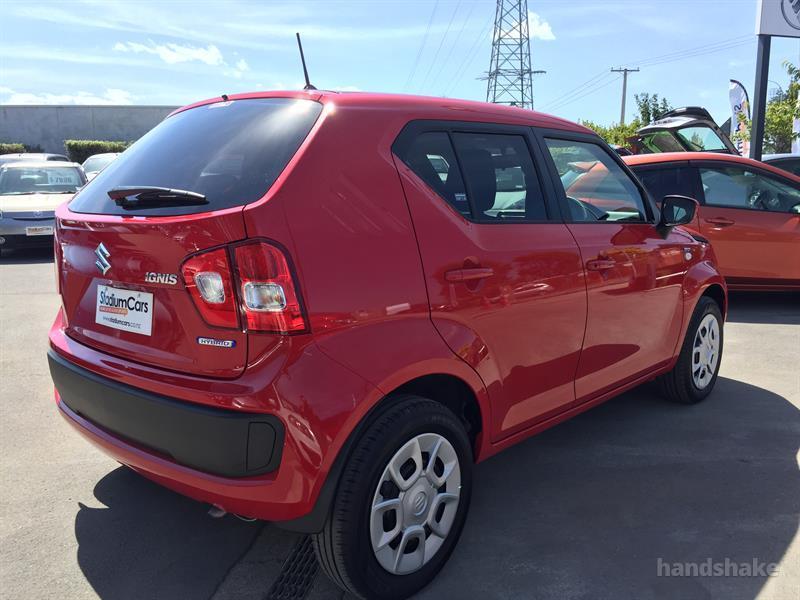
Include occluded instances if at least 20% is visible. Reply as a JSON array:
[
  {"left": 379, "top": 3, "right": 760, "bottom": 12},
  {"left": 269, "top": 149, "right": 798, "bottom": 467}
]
[{"left": 69, "top": 98, "right": 323, "bottom": 216}]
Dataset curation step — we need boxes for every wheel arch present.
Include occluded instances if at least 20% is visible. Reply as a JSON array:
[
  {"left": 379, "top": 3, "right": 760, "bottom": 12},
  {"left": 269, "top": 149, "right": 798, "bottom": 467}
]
[{"left": 276, "top": 368, "right": 488, "bottom": 534}]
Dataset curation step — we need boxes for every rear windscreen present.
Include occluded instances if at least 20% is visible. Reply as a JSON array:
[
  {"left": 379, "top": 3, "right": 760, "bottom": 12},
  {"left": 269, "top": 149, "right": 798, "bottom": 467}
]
[{"left": 69, "top": 98, "right": 323, "bottom": 216}]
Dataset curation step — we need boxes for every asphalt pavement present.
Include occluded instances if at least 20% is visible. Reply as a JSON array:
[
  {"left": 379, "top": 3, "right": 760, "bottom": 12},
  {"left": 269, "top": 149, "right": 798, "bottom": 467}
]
[{"left": 1, "top": 247, "right": 798, "bottom": 600}]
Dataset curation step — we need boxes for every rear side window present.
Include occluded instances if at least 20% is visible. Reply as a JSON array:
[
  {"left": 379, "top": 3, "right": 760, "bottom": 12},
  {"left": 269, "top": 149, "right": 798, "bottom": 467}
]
[
  {"left": 401, "top": 132, "right": 470, "bottom": 217},
  {"left": 69, "top": 98, "right": 323, "bottom": 216},
  {"left": 632, "top": 165, "right": 697, "bottom": 203},
  {"left": 451, "top": 133, "right": 548, "bottom": 221}
]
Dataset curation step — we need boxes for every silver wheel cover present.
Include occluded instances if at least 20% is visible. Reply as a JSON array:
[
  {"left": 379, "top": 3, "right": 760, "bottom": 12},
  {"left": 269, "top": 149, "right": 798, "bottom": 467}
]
[
  {"left": 369, "top": 433, "right": 461, "bottom": 575},
  {"left": 692, "top": 313, "right": 720, "bottom": 389}
]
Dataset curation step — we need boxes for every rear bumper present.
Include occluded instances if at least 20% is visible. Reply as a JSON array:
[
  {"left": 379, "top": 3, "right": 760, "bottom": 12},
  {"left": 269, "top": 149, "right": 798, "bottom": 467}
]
[
  {"left": 47, "top": 310, "right": 381, "bottom": 528},
  {"left": 49, "top": 350, "right": 284, "bottom": 477}
]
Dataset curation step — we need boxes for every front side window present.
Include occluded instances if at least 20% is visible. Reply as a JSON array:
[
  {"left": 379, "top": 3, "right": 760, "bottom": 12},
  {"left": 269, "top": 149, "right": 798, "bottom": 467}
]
[
  {"left": 0, "top": 166, "right": 84, "bottom": 195},
  {"left": 700, "top": 166, "right": 800, "bottom": 212},
  {"left": 544, "top": 138, "right": 647, "bottom": 222},
  {"left": 632, "top": 165, "right": 697, "bottom": 203},
  {"left": 451, "top": 132, "right": 547, "bottom": 221},
  {"left": 675, "top": 126, "right": 727, "bottom": 152}
]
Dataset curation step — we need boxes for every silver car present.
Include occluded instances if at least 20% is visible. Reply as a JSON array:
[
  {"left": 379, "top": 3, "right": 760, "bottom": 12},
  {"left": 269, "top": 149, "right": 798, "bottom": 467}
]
[
  {"left": 82, "top": 152, "right": 121, "bottom": 181},
  {"left": 0, "top": 161, "right": 86, "bottom": 251}
]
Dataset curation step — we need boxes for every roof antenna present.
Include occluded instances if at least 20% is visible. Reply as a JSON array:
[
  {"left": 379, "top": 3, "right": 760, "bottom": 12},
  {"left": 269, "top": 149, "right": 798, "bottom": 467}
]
[{"left": 295, "top": 32, "right": 317, "bottom": 90}]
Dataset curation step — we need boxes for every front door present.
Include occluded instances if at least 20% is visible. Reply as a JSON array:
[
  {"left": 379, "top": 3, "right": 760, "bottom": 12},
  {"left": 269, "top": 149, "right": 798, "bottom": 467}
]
[
  {"left": 539, "top": 134, "right": 688, "bottom": 402},
  {"left": 695, "top": 162, "right": 800, "bottom": 286},
  {"left": 393, "top": 123, "right": 587, "bottom": 440}
]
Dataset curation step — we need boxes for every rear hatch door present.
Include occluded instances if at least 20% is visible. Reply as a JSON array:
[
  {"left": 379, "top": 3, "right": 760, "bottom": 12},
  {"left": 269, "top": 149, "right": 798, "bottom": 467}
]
[{"left": 56, "top": 96, "right": 323, "bottom": 378}]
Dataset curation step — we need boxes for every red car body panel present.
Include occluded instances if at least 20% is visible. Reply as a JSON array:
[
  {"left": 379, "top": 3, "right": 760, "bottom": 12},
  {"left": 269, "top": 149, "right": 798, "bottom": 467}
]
[
  {"left": 50, "top": 92, "right": 727, "bottom": 525},
  {"left": 625, "top": 152, "right": 800, "bottom": 290}
]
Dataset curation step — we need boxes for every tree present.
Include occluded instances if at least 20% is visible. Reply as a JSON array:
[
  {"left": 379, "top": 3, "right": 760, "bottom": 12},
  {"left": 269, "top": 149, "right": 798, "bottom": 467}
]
[
  {"left": 634, "top": 93, "right": 673, "bottom": 125},
  {"left": 580, "top": 119, "right": 641, "bottom": 146},
  {"left": 733, "top": 60, "right": 799, "bottom": 153}
]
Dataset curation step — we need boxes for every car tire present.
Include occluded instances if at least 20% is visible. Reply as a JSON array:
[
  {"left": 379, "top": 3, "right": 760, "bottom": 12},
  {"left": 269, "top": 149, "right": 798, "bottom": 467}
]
[
  {"left": 313, "top": 395, "right": 473, "bottom": 600},
  {"left": 658, "top": 296, "right": 723, "bottom": 404}
]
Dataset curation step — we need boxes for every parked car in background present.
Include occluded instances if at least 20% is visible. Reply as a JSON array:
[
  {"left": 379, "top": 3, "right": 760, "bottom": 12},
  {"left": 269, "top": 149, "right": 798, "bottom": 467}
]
[
  {"left": 82, "top": 152, "right": 121, "bottom": 180},
  {"left": 48, "top": 91, "right": 726, "bottom": 600},
  {"left": 625, "top": 152, "right": 800, "bottom": 290},
  {"left": 762, "top": 153, "right": 800, "bottom": 177},
  {"left": 0, "top": 161, "right": 86, "bottom": 252},
  {"left": 0, "top": 153, "right": 70, "bottom": 165},
  {"left": 628, "top": 107, "right": 738, "bottom": 155}
]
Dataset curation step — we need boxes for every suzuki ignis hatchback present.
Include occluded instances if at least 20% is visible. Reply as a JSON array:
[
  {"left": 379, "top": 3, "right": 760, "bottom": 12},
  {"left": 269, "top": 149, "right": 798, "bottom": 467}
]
[{"left": 49, "top": 91, "right": 726, "bottom": 599}]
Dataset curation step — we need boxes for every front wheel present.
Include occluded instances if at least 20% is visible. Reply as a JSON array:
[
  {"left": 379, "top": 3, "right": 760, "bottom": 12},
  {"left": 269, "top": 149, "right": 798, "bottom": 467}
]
[
  {"left": 313, "top": 395, "right": 473, "bottom": 600},
  {"left": 658, "top": 296, "right": 724, "bottom": 404}
]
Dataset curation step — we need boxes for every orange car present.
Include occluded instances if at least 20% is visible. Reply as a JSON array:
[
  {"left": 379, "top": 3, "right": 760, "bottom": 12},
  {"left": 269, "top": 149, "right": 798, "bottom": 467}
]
[{"left": 623, "top": 152, "right": 800, "bottom": 291}]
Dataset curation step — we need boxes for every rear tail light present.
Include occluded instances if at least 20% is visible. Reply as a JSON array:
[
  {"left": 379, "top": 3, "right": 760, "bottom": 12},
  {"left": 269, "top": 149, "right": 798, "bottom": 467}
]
[
  {"left": 182, "top": 248, "right": 239, "bottom": 329},
  {"left": 182, "top": 241, "right": 307, "bottom": 334},
  {"left": 234, "top": 241, "right": 307, "bottom": 333}
]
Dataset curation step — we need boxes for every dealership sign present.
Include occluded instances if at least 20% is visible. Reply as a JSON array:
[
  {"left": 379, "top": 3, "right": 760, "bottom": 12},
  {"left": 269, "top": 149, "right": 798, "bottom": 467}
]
[{"left": 757, "top": 0, "right": 800, "bottom": 37}]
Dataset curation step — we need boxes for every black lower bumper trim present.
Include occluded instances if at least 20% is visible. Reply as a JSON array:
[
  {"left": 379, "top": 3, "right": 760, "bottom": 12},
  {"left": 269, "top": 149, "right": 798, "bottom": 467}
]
[{"left": 48, "top": 350, "right": 284, "bottom": 477}]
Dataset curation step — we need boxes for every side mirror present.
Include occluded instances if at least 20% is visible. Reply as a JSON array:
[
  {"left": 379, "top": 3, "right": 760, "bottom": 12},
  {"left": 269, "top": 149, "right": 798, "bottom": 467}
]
[
  {"left": 791, "top": 204, "right": 800, "bottom": 215},
  {"left": 659, "top": 195, "right": 698, "bottom": 227}
]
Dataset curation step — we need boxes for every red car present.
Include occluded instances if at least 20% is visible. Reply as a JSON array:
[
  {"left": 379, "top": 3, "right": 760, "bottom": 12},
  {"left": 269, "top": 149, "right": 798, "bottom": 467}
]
[
  {"left": 48, "top": 91, "right": 726, "bottom": 599},
  {"left": 624, "top": 152, "right": 800, "bottom": 290}
]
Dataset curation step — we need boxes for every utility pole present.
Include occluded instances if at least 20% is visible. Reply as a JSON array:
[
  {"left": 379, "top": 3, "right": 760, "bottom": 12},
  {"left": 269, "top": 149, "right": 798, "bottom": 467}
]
[
  {"left": 611, "top": 67, "right": 639, "bottom": 124},
  {"left": 485, "top": 0, "right": 537, "bottom": 110}
]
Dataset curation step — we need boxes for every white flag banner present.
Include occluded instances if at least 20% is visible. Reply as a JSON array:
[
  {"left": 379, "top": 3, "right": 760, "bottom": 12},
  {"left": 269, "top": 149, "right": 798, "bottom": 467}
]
[
  {"left": 793, "top": 116, "right": 799, "bottom": 154},
  {"left": 729, "top": 80, "right": 751, "bottom": 155}
]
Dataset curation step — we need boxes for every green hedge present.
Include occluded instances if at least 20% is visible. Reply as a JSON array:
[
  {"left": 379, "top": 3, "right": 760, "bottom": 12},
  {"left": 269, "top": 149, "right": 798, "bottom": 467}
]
[
  {"left": 64, "top": 140, "right": 129, "bottom": 164},
  {"left": 0, "top": 143, "right": 26, "bottom": 154}
]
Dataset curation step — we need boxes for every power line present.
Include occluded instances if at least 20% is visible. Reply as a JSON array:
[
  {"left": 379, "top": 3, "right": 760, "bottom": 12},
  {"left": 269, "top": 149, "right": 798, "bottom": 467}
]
[
  {"left": 538, "top": 70, "right": 609, "bottom": 110},
  {"left": 539, "top": 35, "right": 756, "bottom": 114},
  {"left": 443, "top": 12, "right": 495, "bottom": 97},
  {"left": 547, "top": 75, "right": 622, "bottom": 113},
  {"left": 430, "top": 1, "right": 476, "bottom": 93},
  {"left": 403, "top": 0, "right": 439, "bottom": 91},
  {"left": 419, "top": 1, "right": 461, "bottom": 92}
]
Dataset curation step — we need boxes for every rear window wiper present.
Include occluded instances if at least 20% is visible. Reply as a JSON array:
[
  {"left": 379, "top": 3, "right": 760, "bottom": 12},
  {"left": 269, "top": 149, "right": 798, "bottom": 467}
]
[{"left": 107, "top": 186, "right": 208, "bottom": 209}]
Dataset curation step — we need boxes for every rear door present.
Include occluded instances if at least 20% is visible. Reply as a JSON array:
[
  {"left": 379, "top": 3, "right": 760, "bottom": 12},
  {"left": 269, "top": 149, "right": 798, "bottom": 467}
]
[
  {"left": 693, "top": 161, "right": 800, "bottom": 285},
  {"left": 56, "top": 96, "right": 323, "bottom": 378},
  {"left": 394, "top": 121, "right": 587, "bottom": 440},
  {"left": 537, "top": 131, "right": 688, "bottom": 402}
]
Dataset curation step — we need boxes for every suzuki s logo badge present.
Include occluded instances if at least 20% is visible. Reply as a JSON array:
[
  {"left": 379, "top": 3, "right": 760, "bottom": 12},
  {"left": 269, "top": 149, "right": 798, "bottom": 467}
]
[
  {"left": 94, "top": 243, "right": 111, "bottom": 275},
  {"left": 145, "top": 272, "right": 179, "bottom": 285}
]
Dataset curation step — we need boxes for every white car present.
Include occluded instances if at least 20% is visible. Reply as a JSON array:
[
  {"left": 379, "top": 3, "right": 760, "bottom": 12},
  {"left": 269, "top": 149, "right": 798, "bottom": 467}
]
[
  {"left": 0, "top": 161, "right": 86, "bottom": 252},
  {"left": 82, "top": 153, "right": 121, "bottom": 180}
]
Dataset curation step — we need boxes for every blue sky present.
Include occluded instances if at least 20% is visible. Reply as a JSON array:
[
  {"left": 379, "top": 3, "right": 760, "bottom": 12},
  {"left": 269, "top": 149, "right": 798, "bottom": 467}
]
[{"left": 1, "top": 0, "right": 798, "bottom": 126}]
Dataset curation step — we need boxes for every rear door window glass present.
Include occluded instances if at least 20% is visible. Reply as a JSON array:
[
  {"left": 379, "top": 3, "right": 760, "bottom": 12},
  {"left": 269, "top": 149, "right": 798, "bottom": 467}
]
[
  {"left": 451, "top": 133, "right": 548, "bottom": 221},
  {"left": 69, "top": 98, "right": 323, "bottom": 216}
]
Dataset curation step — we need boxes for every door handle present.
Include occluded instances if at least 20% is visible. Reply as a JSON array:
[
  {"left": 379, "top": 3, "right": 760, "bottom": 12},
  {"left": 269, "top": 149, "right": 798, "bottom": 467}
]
[
  {"left": 586, "top": 259, "right": 616, "bottom": 271},
  {"left": 444, "top": 267, "right": 494, "bottom": 283},
  {"left": 704, "top": 217, "right": 735, "bottom": 226}
]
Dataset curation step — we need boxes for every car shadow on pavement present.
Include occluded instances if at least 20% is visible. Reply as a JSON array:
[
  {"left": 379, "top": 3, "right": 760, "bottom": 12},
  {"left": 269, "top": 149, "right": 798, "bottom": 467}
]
[
  {"left": 74, "top": 467, "right": 268, "bottom": 600},
  {"left": 418, "top": 377, "right": 800, "bottom": 600},
  {"left": 0, "top": 246, "right": 54, "bottom": 264},
  {"left": 726, "top": 291, "right": 800, "bottom": 325}
]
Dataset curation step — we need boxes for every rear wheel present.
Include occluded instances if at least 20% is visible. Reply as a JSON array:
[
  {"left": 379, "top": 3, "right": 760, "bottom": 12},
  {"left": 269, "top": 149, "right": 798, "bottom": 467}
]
[
  {"left": 658, "top": 296, "right": 723, "bottom": 404},
  {"left": 313, "top": 395, "right": 472, "bottom": 600}
]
